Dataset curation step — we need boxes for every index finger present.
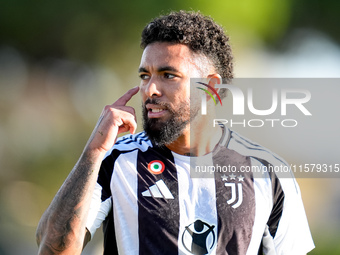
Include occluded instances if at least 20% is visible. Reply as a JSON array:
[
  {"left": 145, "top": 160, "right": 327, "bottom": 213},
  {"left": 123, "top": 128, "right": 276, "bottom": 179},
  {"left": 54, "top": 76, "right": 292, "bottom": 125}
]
[{"left": 113, "top": 86, "right": 140, "bottom": 106}]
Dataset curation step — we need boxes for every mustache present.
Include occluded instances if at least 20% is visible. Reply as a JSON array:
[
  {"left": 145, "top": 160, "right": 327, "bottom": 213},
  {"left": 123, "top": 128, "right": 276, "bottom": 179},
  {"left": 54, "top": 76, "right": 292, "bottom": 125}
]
[{"left": 143, "top": 98, "right": 171, "bottom": 109}]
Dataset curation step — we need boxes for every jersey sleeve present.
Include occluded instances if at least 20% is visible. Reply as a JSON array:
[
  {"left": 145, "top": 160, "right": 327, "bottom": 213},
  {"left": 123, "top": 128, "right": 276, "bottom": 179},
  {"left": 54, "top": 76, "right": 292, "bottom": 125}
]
[
  {"left": 85, "top": 149, "right": 116, "bottom": 238},
  {"left": 268, "top": 177, "right": 315, "bottom": 254}
]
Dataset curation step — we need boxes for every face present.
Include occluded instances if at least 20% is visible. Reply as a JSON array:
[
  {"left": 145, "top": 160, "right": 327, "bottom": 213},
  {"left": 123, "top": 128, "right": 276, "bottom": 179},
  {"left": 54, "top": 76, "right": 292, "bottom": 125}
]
[{"left": 139, "top": 42, "right": 204, "bottom": 145}]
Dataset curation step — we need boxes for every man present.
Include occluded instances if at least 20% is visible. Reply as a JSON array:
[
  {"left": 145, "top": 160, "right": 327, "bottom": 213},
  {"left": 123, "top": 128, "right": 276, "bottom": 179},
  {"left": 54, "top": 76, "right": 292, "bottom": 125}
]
[{"left": 36, "top": 11, "right": 314, "bottom": 255}]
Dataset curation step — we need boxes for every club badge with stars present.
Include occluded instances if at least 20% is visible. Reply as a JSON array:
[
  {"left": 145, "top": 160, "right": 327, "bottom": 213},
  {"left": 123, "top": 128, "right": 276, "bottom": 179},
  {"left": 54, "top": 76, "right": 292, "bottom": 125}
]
[{"left": 221, "top": 173, "right": 244, "bottom": 209}]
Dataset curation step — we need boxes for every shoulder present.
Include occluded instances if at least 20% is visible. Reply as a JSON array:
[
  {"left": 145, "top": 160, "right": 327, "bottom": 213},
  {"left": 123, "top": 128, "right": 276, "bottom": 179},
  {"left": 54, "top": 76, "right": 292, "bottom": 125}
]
[
  {"left": 227, "top": 129, "right": 289, "bottom": 169},
  {"left": 226, "top": 128, "right": 301, "bottom": 192},
  {"left": 114, "top": 132, "right": 151, "bottom": 150},
  {"left": 103, "top": 132, "right": 152, "bottom": 159},
  {"left": 98, "top": 132, "right": 152, "bottom": 181}
]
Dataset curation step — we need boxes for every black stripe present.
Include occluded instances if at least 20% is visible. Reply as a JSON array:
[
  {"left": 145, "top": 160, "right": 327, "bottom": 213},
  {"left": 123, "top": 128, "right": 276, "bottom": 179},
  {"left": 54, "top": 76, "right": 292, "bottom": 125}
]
[
  {"left": 102, "top": 200, "right": 119, "bottom": 255},
  {"left": 267, "top": 173, "right": 284, "bottom": 238},
  {"left": 137, "top": 146, "right": 180, "bottom": 255},
  {"left": 98, "top": 149, "right": 136, "bottom": 201},
  {"left": 98, "top": 148, "right": 138, "bottom": 254},
  {"left": 254, "top": 158, "right": 285, "bottom": 238},
  {"left": 98, "top": 150, "right": 119, "bottom": 201},
  {"left": 257, "top": 241, "right": 264, "bottom": 255},
  {"left": 213, "top": 145, "right": 255, "bottom": 254}
]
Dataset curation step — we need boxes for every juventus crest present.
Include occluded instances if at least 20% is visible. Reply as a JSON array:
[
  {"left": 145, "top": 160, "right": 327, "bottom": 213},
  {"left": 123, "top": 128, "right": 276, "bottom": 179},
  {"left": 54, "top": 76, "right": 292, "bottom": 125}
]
[{"left": 221, "top": 173, "right": 244, "bottom": 209}]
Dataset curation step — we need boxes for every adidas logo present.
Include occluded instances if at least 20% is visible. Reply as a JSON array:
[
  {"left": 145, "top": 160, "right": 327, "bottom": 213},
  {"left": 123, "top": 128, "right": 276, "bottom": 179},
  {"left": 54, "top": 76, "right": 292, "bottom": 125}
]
[{"left": 142, "top": 179, "right": 174, "bottom": 199}]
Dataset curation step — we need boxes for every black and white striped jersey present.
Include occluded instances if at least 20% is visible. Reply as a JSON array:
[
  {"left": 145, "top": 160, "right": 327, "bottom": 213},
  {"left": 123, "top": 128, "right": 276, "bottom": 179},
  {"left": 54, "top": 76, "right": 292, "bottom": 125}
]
[{"left": 86, "top": 126, "right": 314, "bottom": 255}]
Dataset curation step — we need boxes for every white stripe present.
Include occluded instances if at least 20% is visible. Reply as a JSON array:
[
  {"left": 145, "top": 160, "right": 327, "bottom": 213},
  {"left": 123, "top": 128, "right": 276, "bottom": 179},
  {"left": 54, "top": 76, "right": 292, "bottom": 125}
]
[
  {"left": 142, "top": 189, "right": 151, "bottom": 197},
  {"left": 232, "top": 183, "right": 243, "bottom": 209},
  {"left": 272, "top": 178, "right": 315, "bottom": 254},
  {"left": 85, "top": 183, "right": 112, "bottom": 237},
  {"left": 111, "top": 150, "right": 139, "bottom": 254},
  {"left": 201, "top": 94, "right": 207, "bottom": 115},
  {"left": 156, "top": 179, "right": 174, "bottom": 199},
  {"left": 219, "top": 124, "right": 230, "bottom": 146},
  {"left": 225, "top": 183, "right": 236, "bottom": 204},
  {"left": 149, "top": 184, "right": 163, "bottom": 198},
  {"left": 174, "top": 153, "right": 217, "bottom": 255}
]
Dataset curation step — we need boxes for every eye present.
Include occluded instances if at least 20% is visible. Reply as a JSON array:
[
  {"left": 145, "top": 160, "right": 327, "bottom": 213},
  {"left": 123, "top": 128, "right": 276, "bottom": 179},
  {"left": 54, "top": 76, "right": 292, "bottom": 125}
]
[
  {"left": 164, "top": 73, "right": 176, "bottom": 79},
  {"left": 139, "top": 74, "right": 150, "bottom": 80}
]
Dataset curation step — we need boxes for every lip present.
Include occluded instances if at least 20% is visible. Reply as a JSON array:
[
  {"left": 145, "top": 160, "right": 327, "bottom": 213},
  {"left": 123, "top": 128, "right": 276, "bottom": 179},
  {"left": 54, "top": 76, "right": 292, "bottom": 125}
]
[{"left": 146, "top": 103, "right": 167, "bottom": 118}]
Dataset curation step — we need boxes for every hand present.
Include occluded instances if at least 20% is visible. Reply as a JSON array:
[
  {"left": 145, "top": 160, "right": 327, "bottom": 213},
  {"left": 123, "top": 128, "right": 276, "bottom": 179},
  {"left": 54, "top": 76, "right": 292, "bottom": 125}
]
[{"left": 86, "top": 86, "right": 140, "bottom": 153}]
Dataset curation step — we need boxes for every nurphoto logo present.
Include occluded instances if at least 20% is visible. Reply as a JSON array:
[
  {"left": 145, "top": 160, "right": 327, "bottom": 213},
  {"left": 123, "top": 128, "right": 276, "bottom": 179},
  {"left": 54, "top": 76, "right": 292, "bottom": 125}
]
[{"left": 197, "top": 82, "right": 312, "bottom": 128}]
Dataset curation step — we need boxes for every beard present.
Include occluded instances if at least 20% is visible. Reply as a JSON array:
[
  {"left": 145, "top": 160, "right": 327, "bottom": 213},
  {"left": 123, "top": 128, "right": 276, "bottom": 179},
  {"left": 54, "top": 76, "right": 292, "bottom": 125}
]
[{"left": 142, "top": 98, "right": 199, "bottom": 146}]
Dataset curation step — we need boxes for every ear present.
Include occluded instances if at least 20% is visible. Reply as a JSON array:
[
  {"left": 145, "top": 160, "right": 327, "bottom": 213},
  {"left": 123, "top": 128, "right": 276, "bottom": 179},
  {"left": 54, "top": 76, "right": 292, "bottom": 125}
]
[
  {"left": 207, "top": 73, "right": 222, "bottom": 105},
  {"left": 207, "top": 73, "right": 222, "bottom": 88}
]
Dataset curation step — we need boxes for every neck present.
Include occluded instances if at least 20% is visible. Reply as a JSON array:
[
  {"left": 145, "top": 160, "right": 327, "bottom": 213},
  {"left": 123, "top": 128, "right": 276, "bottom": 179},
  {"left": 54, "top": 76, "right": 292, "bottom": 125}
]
[{"left": 166, "top": 115, "right": 222, "bottom": 156}]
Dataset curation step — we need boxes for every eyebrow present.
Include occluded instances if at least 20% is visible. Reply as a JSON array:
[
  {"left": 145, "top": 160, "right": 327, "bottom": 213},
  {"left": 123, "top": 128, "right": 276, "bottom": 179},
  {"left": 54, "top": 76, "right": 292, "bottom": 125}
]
[
  {"left": 138, "top": 66, "right": 179, "bottom": 73},
  {"left": 138, "top": 67, "right": 148, "bottom": 73}
]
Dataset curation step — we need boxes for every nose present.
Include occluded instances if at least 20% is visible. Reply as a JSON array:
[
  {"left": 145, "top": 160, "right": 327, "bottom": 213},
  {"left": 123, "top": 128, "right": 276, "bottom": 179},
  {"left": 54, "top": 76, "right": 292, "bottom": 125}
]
[{"left": 143, "top": 78, "right": 162, "bottom": 98}]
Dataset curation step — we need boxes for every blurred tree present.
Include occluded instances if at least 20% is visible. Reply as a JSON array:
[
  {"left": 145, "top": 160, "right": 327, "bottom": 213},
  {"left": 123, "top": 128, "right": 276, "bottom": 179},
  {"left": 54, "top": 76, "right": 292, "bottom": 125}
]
[
  {"left": 288, "top": 0, "right": 340, "bottom": 43},
  {"left": 0, "top": 0, "right": 295, "bottom": 62},
  {"left": 1, "top": 0, "right": 339, "bottom": 63}
]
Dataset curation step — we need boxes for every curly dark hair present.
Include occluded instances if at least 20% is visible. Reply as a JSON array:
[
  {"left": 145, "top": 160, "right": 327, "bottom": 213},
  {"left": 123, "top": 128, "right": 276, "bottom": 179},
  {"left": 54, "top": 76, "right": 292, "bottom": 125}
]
[{"left": 141, "top": 10, "right": 233, "bottom": 99}]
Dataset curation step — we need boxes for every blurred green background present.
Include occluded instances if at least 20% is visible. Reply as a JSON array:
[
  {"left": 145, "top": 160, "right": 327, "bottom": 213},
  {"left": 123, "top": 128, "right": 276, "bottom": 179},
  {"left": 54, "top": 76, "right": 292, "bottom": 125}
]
[{"left": 1, "top": 0, "right": 340, "bottom": 254}]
